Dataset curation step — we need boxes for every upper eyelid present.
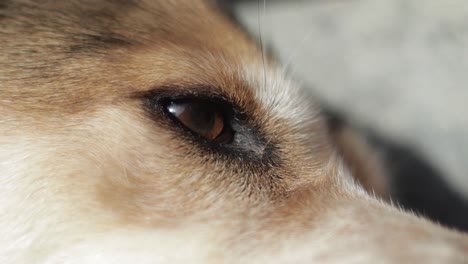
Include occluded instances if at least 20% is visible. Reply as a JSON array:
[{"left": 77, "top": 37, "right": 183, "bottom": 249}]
[
  {"left": 135, "top": 85, "right": 245, "bottom": 115},
  {"left": 133, "top": 84, "right": 227, "bottom": 99}
]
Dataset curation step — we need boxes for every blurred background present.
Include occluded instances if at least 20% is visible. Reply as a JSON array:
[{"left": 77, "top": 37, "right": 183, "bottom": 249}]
[{"left": 230, "top": 0, "right": 468, "bottom": 231}]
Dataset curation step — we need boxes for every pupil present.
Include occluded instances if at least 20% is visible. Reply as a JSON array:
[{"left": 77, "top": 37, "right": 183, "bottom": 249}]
[
  {"left": 194, "top": 104, "right": 214, "bottom": 128},
  {"left": 196, "top": 106, "right": 214, "bottom": 128}
]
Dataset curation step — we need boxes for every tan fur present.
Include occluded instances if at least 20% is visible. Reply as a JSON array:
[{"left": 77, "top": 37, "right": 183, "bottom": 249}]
[
  {"left": 332, "top": 123, "right": 389, "bottom": 199},
  {"left": 0, "top": 1, "right": 467, "bottom": 263}
]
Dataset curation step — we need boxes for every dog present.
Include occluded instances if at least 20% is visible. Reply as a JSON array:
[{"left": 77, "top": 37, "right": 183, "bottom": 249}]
[{"left": 1, "top": 0, "right": 467, "bottom": 263}]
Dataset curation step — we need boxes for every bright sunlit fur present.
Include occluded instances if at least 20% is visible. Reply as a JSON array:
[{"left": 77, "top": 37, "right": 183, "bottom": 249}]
[{"left": 0, "top": 1, "right": 467, "bottom": 263}]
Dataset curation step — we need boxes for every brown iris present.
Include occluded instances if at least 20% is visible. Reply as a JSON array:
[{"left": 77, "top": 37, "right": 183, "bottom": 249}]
[{"left": 166, "top": 99, "right": 230, "bottom": 142}]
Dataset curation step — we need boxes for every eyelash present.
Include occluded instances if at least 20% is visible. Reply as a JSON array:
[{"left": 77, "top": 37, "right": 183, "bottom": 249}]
[{"left": 142, "top": 86, "right": 243, "bottom": 114}]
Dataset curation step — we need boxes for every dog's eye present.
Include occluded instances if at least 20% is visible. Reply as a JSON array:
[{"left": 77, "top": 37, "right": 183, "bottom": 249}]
[{"left": 165, "top": 99, "right": 233, "bottom": 143}]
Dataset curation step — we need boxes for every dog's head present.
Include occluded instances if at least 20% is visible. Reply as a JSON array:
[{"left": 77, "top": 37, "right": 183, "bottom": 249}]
[{"left": 1, "top": 1, "right": 467, "bottom": 263}]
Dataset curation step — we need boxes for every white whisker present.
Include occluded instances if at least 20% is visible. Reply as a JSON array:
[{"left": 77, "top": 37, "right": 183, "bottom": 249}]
[{"left": 258, "top": 0, "right": 267, "bottom": 91}]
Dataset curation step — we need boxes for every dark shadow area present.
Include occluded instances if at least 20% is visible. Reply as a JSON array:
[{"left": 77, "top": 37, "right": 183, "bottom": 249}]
[
  {"left": 368, "top": 133, "right": 468, "bottom": 232},
  {"left": 325, "top": 108, "right": 468, "bottom": 232}
]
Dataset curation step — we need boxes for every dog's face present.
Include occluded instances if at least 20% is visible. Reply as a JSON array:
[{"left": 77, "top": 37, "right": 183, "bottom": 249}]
[{"left": 1, "top": 1, "right": 467, "bottom": 263}]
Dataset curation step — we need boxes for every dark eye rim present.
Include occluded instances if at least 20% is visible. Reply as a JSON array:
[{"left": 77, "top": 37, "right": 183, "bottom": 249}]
[{"left": 137, "top": 86, "right": 282, "bottom": 169}]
